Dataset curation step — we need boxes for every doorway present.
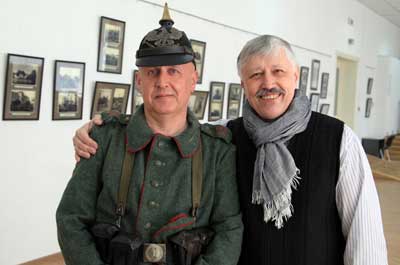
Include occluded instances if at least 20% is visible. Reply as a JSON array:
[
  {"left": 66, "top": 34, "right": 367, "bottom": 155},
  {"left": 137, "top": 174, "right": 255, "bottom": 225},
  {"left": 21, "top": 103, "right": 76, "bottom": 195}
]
[{"left": 334, "top": 56, "right": 358, "bottom": 129}]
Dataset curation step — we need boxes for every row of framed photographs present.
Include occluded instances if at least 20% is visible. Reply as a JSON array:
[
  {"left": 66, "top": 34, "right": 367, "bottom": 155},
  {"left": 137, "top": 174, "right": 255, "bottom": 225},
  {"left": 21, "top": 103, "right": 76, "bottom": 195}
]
[
  {"left": 309, "top": 93, "right": 330, "bottom": 115},
  {"left": 298, "top": 59, "right": 329, "bottom": 99}
]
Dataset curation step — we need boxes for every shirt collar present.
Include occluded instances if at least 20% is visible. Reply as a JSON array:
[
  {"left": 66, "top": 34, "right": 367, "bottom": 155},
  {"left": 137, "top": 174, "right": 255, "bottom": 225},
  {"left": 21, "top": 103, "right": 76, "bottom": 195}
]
[{"left": 126, "top": 106, "right": 200, "bottom": 158}]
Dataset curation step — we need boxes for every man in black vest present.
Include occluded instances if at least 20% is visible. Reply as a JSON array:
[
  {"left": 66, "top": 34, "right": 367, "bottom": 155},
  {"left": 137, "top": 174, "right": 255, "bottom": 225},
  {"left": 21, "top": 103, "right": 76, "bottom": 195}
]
[{"left": 73, "top": 35, "right": 387, "bottom": 265}]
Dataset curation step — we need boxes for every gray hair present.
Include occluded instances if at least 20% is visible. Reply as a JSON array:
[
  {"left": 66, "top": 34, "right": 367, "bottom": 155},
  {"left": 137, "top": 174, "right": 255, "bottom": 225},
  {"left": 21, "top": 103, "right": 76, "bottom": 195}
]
[{"left": 237, "top": 35, "right": 298, "bottom": 77}]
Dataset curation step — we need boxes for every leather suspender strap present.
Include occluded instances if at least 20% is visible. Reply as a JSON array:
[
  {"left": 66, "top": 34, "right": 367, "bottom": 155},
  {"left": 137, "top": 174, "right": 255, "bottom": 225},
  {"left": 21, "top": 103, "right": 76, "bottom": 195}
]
[
  {"left": 191, "top": 141, "right": 203, "bottom": 219},
  {"left": 116, "top": 148, "right": 135, "bottom": 227}
]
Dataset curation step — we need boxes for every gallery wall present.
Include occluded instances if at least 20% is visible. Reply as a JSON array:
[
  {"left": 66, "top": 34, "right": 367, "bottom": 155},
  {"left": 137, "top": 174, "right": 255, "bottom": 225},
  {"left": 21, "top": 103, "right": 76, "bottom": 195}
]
[{"left": 0, "top": 0, "right": 400, "bottom": 263}]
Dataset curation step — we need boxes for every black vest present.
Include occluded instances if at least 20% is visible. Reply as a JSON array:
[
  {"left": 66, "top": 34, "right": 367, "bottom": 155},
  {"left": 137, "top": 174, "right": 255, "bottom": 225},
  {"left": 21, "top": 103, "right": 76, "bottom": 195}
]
[{"left": 227, "top": 112, "right": 345, "bottom": 265}]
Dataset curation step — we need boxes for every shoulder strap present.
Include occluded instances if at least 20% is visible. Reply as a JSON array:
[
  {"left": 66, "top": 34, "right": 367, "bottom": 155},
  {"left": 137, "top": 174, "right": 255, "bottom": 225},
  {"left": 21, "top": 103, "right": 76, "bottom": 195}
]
[
  {"left": 115, "top": 148, "right": 135, "bottom": 228},
  {"left": 191, "top": 141, "right": 203, "bottom": 219}
]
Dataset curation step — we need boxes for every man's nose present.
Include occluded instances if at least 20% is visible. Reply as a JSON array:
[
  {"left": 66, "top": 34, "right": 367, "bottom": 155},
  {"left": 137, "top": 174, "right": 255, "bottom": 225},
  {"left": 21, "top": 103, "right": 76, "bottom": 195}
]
[
  {"left": 156, "top": 68, "right": 170, "bottom": 88},
  {"left": 261, "top": 72, "right": 276, "bottom": 89}
]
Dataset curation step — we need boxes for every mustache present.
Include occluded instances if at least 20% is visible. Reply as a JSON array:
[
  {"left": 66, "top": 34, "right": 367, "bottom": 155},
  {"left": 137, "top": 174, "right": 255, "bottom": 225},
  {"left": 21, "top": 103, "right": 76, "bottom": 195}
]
[{"left": 255, "top": 87, "right": 286, "bottom": 97}]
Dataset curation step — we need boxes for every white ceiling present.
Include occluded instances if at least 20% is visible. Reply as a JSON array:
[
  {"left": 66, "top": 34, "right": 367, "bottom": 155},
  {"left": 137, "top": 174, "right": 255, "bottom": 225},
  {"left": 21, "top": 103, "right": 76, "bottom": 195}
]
[{"left": 357, "top": 0, "right": 400, "bottom": 27}]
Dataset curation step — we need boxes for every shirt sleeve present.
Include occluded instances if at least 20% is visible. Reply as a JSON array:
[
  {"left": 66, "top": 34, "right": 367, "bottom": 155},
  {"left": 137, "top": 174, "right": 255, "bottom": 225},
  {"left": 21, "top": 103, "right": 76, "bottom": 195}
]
[{"left": 336, "top": 125, "right": 388, "bottom": 265}]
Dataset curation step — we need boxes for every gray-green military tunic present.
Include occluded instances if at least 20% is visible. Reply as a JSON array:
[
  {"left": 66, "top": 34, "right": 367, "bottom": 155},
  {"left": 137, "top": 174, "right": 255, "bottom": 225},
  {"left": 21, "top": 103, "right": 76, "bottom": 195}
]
[{"left": 56, "top": 106, "right": 243, "bottom": 265}]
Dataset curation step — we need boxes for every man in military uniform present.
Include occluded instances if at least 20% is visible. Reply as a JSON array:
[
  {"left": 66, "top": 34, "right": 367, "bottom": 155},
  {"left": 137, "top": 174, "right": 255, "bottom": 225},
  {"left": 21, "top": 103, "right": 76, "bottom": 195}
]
[{"left": 56, "top": 5, "right": 243, "bottom": 265}]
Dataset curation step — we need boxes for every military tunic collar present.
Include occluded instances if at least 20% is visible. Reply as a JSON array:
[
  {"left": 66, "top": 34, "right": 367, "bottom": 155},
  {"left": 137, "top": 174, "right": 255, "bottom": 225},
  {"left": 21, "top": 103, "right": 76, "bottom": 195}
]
[{"left": 126, "top": 106, "right": 200, "bottom": 158}]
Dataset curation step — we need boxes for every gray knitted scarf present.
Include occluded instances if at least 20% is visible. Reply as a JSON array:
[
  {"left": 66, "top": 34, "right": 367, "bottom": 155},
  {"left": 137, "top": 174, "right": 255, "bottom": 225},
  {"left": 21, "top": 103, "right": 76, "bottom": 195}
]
[{"left": 243, "top": 90, "right": 311, "bottom": 228}]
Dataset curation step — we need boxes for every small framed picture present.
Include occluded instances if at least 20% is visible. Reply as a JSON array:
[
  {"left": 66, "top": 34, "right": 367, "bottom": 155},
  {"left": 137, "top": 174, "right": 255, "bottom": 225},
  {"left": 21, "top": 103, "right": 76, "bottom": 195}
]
[
  {"left": 309, "top": 93, "right": 320, "bottom": 112},
  {"left": 366, "top": 78, "right": 373, "bottom": 95},
  {"left": 97, "top": 16, "right": 126, "bottom": 74},
  {"left": 189, "top": 91, "right": 209, "bottom": 120},
  {"left": 319, "top": 103, "right": 330, "bottom": 115},
  {"left": 131, "top": 70, "right": 143, "bottom": 114},
  {"left": 208, "top": 82, "right": 225, "bottom": 121},
  {"left": 3, "top": 53, "right": 44, "bottom": 120},
  {"left": 365, "top": 98, "right": 373, "bottom": 118},
  {"left": 310, "top": 59, "right": 320, "bottom": 90},
  {"left": 52, "top": 60, "right": 85, "bottom": 120},
  {"left": 227, "top": 83, "right": 242, "bottom": 119},
  {"left": 320, "top": 72, "right": 329, "bottom": 99},
  {"left": 91, "top": 81, "right": 130, "bottom": 118},
  {"left": 190, "top": 39, "right": 206, "bottom": 84},
  {"left": 298, "top": 66, "right": 309, "bottom": 94}
]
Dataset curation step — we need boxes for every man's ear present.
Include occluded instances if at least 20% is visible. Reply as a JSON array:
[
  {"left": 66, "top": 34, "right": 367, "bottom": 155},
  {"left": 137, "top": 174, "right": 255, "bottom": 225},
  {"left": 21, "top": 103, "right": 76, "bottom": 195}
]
[
  {"left": 191, "top": 67, "right": 198, "bottom": 93},
  {"left": 241, "top": 80, "right": 248, "bottom": 99},
  {"left": 136, "top": 70, "right": 144, "bottom": 94},
  {"left": 294, "top": 65, "right": 300, "bottom": 84}
]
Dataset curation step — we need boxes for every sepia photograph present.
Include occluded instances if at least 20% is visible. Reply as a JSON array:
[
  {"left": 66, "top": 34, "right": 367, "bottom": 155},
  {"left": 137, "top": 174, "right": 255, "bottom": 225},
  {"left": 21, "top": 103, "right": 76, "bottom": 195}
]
[
  {"left": 310, "top": 59, "right": 320, "bottom": 90},
  {"left": 190, "top": 39, "right": 206, "bottom": 84},
  {"left": 309, "top": 93, "right": 320, "bottom": 112},
  {"left": 365, "top": 98, "right": 373, "bottom": 118},
  {"left": 53, "top": 60, "right": 85, "bottom": 120},
  {"left": 97, "top": 16, "right": 125, "bottom": 74},
  {"left": 209, "top": 102, "right": 222, "bottom": 120},
  {"left": 298, "top": 66, "right": 309, "bottom": 94},
  {"left": 91, "top": 81, "right": 130, "bottom": 118},
  {"left": 320, "top": 103, "right": 330, "bottom": 115},
  {"left": 320, "top": 72, "right": 329, "bottom": 99},
  {"left": 208, "top": 81, "right": 225, "bottom": 121},
  {"left": 3, "top": 53, "right": 44, "bottom": 120},
  {"left": 367, "top": 77, "right": 373, "bottom": 95},
  {"left": 189, "top": 91, "right": 208, "bottom": 120},
  {"left": 227, "top": 83, "right": 242, "bottom": 119}
]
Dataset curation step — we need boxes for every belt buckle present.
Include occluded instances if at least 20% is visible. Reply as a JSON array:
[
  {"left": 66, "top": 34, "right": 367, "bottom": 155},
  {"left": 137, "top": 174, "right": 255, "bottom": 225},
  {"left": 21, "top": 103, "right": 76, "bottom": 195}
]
[{"left": 143, "top": 243, "right": 166, "bottom": 263}]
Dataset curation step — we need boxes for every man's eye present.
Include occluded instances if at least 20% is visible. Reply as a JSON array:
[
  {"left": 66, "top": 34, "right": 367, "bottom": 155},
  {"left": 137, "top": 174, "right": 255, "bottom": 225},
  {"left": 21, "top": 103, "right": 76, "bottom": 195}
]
[
  {"left": 168, "top": 68, "right": 179, "bottom": 75},
  {"left": 250, "top": 72, "right": 262, "bottom": 79},
  {"left": 274, "top": 69, "right": 285, "bottom": 74}
]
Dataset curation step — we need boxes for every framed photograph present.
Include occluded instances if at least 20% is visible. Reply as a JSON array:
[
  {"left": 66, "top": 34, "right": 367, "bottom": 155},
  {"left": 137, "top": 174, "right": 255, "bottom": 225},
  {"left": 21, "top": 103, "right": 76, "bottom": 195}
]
[
  {"left": 52, "top": 60, "right": 85, "bottom": 120},
  {"left": 3, "top": 53, "right": 44, "bottom": 120},
  {"left": 189, "top": 91, "right": 209, "bottom": 120},
  {"left": 227, "top": 83, "right": 242, "bottom": 119},
  {"left": 310, "top": 59, "right": 320, "bottom": 90},
  {"left": 309, "top": 93, "right": 320, "bottom": 112},
  {"left": 208, "top": 81, "right": 225, "bottom": 121},
  {"left": 298, "top": 66, "right": 309, "bottom": 94},
  {"left": 97, "top": 16, "right": 125, "bottom": 74},
  {"left": 190, "top": 39, "right": 206, "bottom": 84},
  {"left": 365, "top": 98, "right": 373, "bottom": 118},
  {"left": 91, "top": 81, "right": 130, "bottom": 118},
  {"left": 366, "top": 78, "right": 373, "bottom": 95},
  {"left": 131, "top": 70, "right": 143, "bottom": 114},
  {"left": 320, "top": 72, "right": 329, "bottom": 99},
  {"left": 320, "top": 103, "right": 330, "bottom": 115}
]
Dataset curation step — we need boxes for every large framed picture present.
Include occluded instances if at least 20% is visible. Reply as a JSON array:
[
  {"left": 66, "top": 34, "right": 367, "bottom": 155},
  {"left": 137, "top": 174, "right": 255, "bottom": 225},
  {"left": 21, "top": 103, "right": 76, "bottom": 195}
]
[
  {"left": 298, "top": 66, "right": 309, "bottom": 94},
  {"left": 208, "top": 81, "right": 225, "bottom": 121},
  {"left": 189, "top": 91, "right": 209, "bottom": 120},
  {"left": 227, "top": 83, "right": 242, "bottom": 119},
  {"left": 91, "top": 81, "right": 130, "bottom": 118},
  {"left": 3, "top": 53, "right": 44, "bottom": 120},
  {"left": 365, "top": 98, "right": 373, "bottom": 118},
  {"left": 309, "top": 93, "right": 320, "bottom": 112},
  {"left": 52, "top": 60, "right": 85, "bottom": 120},
  {"left": 310, "top": 59, "right": 320, "bottom": 90},
  {"left": 320, "top": 72, "right": 329, "bottom": 99},
  {"left": 366, "top": 78, "right": 373, "bottom": 95},
  {"left": 131, "top": 70, "right": 143, "bottom": 114},
  {"left": 320, "top": 103, "right": 330, "bottom": 115},
  {"left": 190, "top": 39, "right": 206, "bottom": 84},
  {"left": 97, "top": 16, "right": 125, "bottom": 74}
]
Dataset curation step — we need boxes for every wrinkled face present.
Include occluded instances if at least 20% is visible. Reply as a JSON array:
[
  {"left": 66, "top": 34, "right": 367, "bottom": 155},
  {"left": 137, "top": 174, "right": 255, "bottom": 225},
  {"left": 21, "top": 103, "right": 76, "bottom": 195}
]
[
  {"left": 136, "top": 62, "right": 198, "bottom": 117},
  {"left": 240, "top": 48, "right": 299, "bottom": 120}
]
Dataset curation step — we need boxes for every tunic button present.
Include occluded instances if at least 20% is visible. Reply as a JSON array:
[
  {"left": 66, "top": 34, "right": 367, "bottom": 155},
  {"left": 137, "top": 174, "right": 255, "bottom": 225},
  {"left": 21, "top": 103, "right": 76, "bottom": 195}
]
[
  {"left": 151, "top": 180, "right": 160, "bottom": 188},
  {"left": 158, "top": 141, "right": 165, "bottom": 148},
  {"left": 148, "top": 201, "right": 160, "bottom": 208},
  {"left": 145, "top": 222, "right": 152, "bottom": 229},
  {"left": 155, "top": 160, "right": 162, "bottom": 166}
]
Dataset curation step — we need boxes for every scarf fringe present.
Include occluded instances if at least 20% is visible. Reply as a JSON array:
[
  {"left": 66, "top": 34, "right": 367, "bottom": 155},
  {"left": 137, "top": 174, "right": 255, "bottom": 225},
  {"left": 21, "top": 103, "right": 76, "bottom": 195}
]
[{"left": 252, "top": 171, "right": 301, "bottom": 229}]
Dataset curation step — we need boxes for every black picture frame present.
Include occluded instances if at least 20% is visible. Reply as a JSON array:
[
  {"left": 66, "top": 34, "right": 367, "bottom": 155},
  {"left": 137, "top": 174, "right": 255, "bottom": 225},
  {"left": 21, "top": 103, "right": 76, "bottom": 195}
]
[
  {"left": 208, "top": 81, "right": 225, "bottom": 121},
  {"left": 131, "top": 70, "right": 143, "bottom": 114},
  {"left": 367, "top": 78, "right": 373, "bottom": 95},
  {"left": 310, "top": 93, "right": 320, "bottom": 112},
  {"left": 310, "top": 59, "right": 320, "bottom": 90},
  {"left": 97, "top": 16, "right": 126, "bottom": 74},
  {"left": 52, "top": 60, "right": 85, "bottom": 120},
  {"left": 91, "top": 81, "right": 130, "bottom": 118},
  {"left": 320, "top": 103, "right": 330, "bottom": 115},
  {"left": 227, "top": 83, "right": 242, "bottom": 119},
  {"left": 190, "top": 39, "right": 206, "bottom": 84},
  {"left": 298, "top": 66, "right": 309, "bottom": 94},
  {"left": 365, "top": 98, "right": 373, "bottom": 118},
  {"left": 3, "top": 53, "right": 44, "bottom": 120},
  {"left": 189, "top": 91, "right": 209, "bottom": 120},
  {"left": 320, "top": 72, "right": 329, "bottom": 99}
]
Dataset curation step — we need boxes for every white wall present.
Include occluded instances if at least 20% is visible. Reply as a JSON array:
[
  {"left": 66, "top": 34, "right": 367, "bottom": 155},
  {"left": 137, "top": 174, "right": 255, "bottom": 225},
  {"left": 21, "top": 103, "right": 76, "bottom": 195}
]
[{"left": 1, "top": 0, "right": 400, "bottom": 263}]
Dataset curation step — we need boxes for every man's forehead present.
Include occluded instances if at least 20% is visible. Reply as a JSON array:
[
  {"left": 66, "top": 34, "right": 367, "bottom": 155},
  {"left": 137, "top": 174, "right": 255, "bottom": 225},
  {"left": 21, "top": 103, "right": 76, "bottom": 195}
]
[{"left": 246, "top": 50, "right": 293, "bottom": 69}]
